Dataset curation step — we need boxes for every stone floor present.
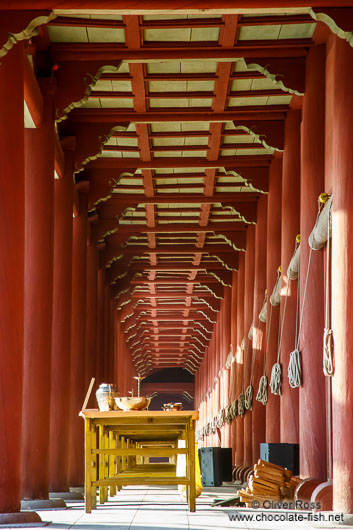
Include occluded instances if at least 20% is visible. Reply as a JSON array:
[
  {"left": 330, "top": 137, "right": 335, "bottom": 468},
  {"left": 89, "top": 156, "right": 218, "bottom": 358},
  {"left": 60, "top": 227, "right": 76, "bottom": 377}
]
[{"left": 14, "top": 486, "right": 353, "bottom": 530}]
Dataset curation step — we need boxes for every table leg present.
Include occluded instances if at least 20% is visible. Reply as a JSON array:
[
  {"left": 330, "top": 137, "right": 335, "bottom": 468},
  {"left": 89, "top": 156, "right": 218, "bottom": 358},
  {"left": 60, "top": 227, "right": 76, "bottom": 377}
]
[
  {"left": 85, "top": 419, "right": 93, "bottom": 514},
  {"left": 109, "top": 430, "right": 117, "bottom": 497},
  {"left": 99, "top": 426, "right": 105, "bottom": 504},
  {"left": 188, "top": 420, "right": 196, "bottom": 512},
  {"left": 91, "top": 424, "right": 97, "bottom": 509}
]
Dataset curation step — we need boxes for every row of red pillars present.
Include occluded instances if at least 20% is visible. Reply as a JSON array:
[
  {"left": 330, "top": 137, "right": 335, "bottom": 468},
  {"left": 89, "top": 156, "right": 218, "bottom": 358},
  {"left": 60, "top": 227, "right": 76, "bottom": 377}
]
[
  {"left": 0, "top": 43, "right": 136, "bottom": 518},
  {"left": 195, "top": 37, "right": 353, "bottom": 514}
]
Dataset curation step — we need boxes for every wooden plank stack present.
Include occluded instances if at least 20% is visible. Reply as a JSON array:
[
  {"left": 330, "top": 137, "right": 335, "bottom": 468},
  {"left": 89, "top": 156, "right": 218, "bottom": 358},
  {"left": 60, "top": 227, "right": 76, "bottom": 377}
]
[{"left": 238, "top": 459, "right": 301, "bottom": 506}]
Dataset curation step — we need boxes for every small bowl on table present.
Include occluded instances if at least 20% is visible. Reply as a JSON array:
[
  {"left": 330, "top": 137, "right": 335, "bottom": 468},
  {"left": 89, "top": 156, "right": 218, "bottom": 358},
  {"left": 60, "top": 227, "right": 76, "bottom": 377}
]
[{"left": 114, "top": 396, "right": 151, "bottom": 411}]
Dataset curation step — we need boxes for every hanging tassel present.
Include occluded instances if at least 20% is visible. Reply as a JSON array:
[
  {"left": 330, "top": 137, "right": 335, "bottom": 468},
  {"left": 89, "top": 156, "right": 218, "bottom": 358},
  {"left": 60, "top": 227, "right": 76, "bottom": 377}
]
[
  {"left": 256, "top": 375, "right": 268, "bottom": 405},
  {"left": 323, "top": 328, "right": 334, "bottom": 376},
  {"left": 288, "top": 349, "right": 302, "bottom": 388},
  {"left": 245, "top": 385, "right": 253, "bottom": 410},
  {"left": 270, "top": 363, "right": 282, "bottom": 395},
  {"left": 238, "top": 394, "right": 245, "bottom": 416}
]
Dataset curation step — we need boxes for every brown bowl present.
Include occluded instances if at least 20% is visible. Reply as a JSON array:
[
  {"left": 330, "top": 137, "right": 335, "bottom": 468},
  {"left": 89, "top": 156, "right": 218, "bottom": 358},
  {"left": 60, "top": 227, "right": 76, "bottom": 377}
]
[{"left": 114, "top": 396, "right": 151, "bottom": 411}]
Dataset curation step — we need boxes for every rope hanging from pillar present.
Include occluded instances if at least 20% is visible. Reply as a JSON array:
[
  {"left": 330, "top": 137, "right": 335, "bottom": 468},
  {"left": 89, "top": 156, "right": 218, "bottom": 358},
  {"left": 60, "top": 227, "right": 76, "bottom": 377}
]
[
  {"left": 237, "top": 336, "right": 246, "bottom": 416},
  {"left": 245, "top": 323, "right": 255, "bottom": 410},
  {"left": 256, "top": 292, "right": 272, "bottom": 405},
  {"left": 315, "top": 194, "right": 334, "bottom": 376},
  {"left": 270, "top": 266, "right": 288, "bottom": 395}
]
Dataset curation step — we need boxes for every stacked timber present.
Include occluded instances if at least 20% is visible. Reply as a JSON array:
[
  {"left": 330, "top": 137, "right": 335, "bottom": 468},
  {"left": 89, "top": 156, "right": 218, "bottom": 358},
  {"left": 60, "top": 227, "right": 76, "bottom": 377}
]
[{"left": 238, "top": 459, "right": 301, "bottom": 506}]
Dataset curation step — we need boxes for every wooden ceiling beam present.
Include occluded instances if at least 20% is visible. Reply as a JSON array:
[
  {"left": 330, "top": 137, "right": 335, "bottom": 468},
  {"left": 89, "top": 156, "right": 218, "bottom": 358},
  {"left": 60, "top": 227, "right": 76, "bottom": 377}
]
[
  {"left": 69, "top": 108, "right": 287, "bottom": 123},
  {"left": 52, "top": 43, "right": 309, "bottom": 62}
]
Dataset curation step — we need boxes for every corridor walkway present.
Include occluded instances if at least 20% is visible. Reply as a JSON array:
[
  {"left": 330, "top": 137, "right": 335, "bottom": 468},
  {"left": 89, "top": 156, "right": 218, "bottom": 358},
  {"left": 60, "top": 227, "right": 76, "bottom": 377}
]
[{"left": 24, "top": 486, "right": 350, "bottom": 530}]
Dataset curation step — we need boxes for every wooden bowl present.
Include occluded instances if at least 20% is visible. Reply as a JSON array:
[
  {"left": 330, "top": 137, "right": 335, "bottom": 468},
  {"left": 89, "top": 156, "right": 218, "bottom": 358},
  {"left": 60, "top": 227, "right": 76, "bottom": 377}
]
[{"left": 114, "top": 396, "right": 151, "bottom": 411}]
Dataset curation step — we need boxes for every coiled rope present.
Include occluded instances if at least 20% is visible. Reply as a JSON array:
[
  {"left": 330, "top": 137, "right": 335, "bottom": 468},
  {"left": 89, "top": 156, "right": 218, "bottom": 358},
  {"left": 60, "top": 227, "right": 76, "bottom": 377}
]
[
  {"left": 238, "top": 393, "right": 245, "bottom": 416},
  {"left": 270, "top": 267, "right": 288, "bottom": 395},
  {"left": 256, "top": 294, "right": 272, "bottom": 405},
  {"left": 245, "top": 384, "right": 253, "bottom": 410}
]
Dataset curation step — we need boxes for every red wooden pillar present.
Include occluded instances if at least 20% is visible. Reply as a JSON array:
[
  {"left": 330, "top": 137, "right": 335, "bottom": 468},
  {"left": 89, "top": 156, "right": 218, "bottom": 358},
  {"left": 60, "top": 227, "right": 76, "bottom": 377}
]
[
  {"left": 69, "top": 184, "right": 88, "bottom": 487},
  {"left": 280, "top": 110, "right": 300, "bottom": 444},
  {"left": 230, "top": 271, "right": 237, "bottom": 462},
  {"left": 96, "top": 259, "right": 106, "bottom": 385},
  {"left": 326, "top": 34, "right": 353, "bottom": 514},
  {"left": 265, "top": 158, "right": 282, "bottom": 442},
  {"left": 223, "top": 287, "right": 232, "bottom": 447},
  {"left": 235, "top": 252, "right": 245, "bottom": 466},
  {"left": 299, "top": 44, "right": 327, "bottom": 481},
  {"left": 252, "top": 196, "right": 268, "bottom": 462},
  {"left": 243, "top": 226, "right": 255, "bottom": 466},
  {"left": 50, "top": 144, "right": 74, "bottom": 494},
  {"left": 21, "top": 86, "right": 55, "bottom": 502},
  {"left": 104, "top": 284, "right": 111, "bottom": 380},
  {"left": 85, "top": 224, "right": 98, "bottom": 401},
  {"left": 0, "top": 44, "right": 40, "bottom": 523}
]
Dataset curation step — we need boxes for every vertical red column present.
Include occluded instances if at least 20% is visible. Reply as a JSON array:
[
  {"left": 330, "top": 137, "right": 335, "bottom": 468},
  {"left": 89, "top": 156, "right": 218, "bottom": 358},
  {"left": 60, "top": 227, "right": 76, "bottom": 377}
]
[
  {"left": 235, "top": 253, "right": 245, "bottom": 466},
  {"left": 0, "top": 44, "right": 35, "bottom": 522},
  {"left": 265, "top": 158, "right": 282, "bottom": 442},
  {"left": 280, "top": 110, "right": 300, "bottom": 444},
  {"left": 243, "top": 226, "right": 255, "bottom": 466},
  {"left": 21, "top": 86, "right": 55, "bottom": 502},
  {"left": 251, "top": 196, "right": 268, "bottom": 461},
  {"left": 327, "top": 34, "right": 353, "bottom": 513},
  {"left": 104, "top": 284, "right": 111, "bottom": 380},
  {"left": 230, "top": 271, "right": 237, "bottom": 462},
  {"left": 223, "top": 287, "right": 232, "bottom": 447},
  {"left": 299, "top": 44, "right": 327, "bottom": 480},
  {"left": 96, "top": 257, "right": 105, "bottom": 384},
  {"left": 50, "top": 143, "right": 74, "bottom": 494},
  {"left": 69, "top": 184, "right": 88, "bottom": 487},
  {"left": 86, "top": 224, "right": 98, "bottom": 400}
]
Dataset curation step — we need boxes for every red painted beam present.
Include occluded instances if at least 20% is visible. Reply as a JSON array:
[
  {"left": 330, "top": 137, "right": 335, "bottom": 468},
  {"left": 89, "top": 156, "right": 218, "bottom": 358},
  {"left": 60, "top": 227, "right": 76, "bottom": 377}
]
[
  {"left": 23, "top": 53, "right": 43, "bottom": 128},
  {"left": 69, "top": 108, "right": 286, "bottom": 123},
  {"left": 141, "top": 383, "right": 194, "bottom": 395},
  {"left": 51, "top": 43, "right": 309, "bottom": 63},
  {"left": 4, "top": 1, "right": 351, "bottom": 8},
  {"left": 87, "top": 156, "right": 270, "bottom": 169}
]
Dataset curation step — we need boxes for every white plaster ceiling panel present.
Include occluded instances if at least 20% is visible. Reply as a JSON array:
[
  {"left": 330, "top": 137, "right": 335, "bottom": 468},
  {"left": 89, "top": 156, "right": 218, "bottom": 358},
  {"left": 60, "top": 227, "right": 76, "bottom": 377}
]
[
  {"left": 122, "top": 151, "right": 140, "bottom": 158},
  {"left": 222, "top": 135, "right": 255, "bottom": 144},
  {"left": 182, "top": 150, "right": 207, "bottom": 157},
  {"left": 152, "top": 138, "right": 185, "bottom": 147},
  {"left": 92, "top": 80, "right": 114, "bottom": 91},
  {"left": 100, "top": 98, "right": 134, "bottom": 108},
  {"left": 119, "top": 178, "right": 143, "bottom": 185},
  {"left": 181, "top": 122, "right": 210, "bottom": 131},
  {"left": 144, "top": 28, "right": 192, "bottom": 42},
  {"left": 190, "top": 27, "right": 220, "bottom": 41},
  {"left": 147, "top": 61, "right": 181, "bottom": 74},
  {"left": 87, "top": 27, "right": 125, "bottom": 42},
  {"left": 187, "top": 81, "right": 215, "bottom": 92},
  {"left": 149, "top": 98, "right": 189, "bottom": 108},
  {"left": 47, "top": 26, "right": 89, "bottom": 42},
  {"left": 278, "top": 22, "right": 316, "bottom": 39},
  {"left": 150, "top": 123, "right": 181, "bottom": 132},
  {"left": 101, "top": 150, "right": 122, "bottom": 157},
  {"left": 216, "top": 186, "right": 246, "bottom": 192},
  {"left": 267, "top": 95, "right": 292, "bottom": 105},
  {"left": 221, "top": 147, "right": 272, "bottom": 156},
  {"left": 228, "top": 96, "right": 269, "bottom": 107},
  {"left": 238, "top": 25, "right": 281, "bottom": 40},
  {"left": 111, "top": 80, "right": 133, "bottom": 92},
  {"left": 148, "top": 81, "right": 187, "bottom": 92},
  {"left": 142, "top": 15, "right": 188, "bottom": 20},
  {"left": 184, "top": 137, "right": 209, "bottom": 146},
  {"left": 116, "top": 137, "right": 139, "bottom": 147},
  {"left": 154, "top": 151, "right": 183, "bottom": 158},
  {"left": 181, "top": 60, "right": 218, "bottom": 74},
  {"left": 230, "top": 79, "right": 253, "bottom": 91},
  {"left": 189, "top": 98, "right": 213, "bottom": 107},
  {"left": 155, "top": 178, "right": 179, "bottom": 185},
  {"left": 251, "top": 78, "right": 279, "bottom": 90}
]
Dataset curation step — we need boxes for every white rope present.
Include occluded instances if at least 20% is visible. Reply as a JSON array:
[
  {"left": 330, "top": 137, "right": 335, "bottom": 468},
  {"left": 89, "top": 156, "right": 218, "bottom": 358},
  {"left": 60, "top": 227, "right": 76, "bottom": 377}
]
[
  {"left": 270, "top": 270, "right": 290, "bottom": 395},
  {"left": 245, "top": 385, "right": 253, "bottom": 410},
  {"left": 288, "top": 349, "right": 302, "bottom": 388},
  {"left": 323, "top": 328, "right": 334, "bottom": 376},
  {"left": 256, "top": 375, "right": 268, "bottom": 405},
  {"left": 270, "top": 363, "right": 282, "bottom": 395},
  {"left": 238, "top": 393, "right": 245, "bottom": 416},
  {"left": 323, "top": 200, "right": 334, "bottom": 376}
]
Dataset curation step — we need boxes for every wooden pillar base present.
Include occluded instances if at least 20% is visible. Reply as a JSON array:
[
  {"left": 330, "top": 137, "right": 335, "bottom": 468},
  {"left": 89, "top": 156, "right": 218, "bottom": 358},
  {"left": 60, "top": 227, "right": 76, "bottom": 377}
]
[{"left": 295, "top": 478, "right": 322, "bottom": 503}]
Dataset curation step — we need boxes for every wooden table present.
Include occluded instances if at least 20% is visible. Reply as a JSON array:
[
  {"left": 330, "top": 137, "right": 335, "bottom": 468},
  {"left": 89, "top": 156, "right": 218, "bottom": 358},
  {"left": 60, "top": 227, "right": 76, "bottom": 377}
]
[{"left": 80, "top": 409, "right": 199, "bottom": 513}]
